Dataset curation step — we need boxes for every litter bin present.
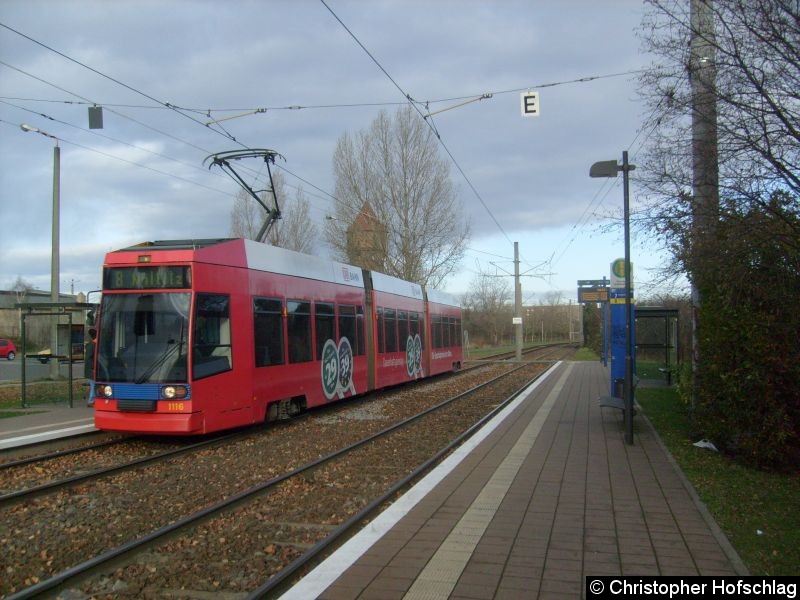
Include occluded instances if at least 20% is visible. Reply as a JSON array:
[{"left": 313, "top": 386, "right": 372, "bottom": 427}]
[{"left": 614, "top": 378, "right": 624, "bottom": 399}]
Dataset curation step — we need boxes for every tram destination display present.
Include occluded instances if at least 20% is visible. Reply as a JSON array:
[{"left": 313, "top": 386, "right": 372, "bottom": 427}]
[{"left": 103, "top": 266, "right": 191, "bottom": 290}]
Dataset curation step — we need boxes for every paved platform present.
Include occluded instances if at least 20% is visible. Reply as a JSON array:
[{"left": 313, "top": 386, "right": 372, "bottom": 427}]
[
  {"left": 0, "top": 403, "right": 95, "bottom": 450},
  {"left": 283, "top": 361, "right": 747, "bottom": 600}
]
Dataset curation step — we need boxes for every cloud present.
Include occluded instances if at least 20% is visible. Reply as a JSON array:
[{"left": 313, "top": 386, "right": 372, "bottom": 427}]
[{"left": 0, "top": 0, "right": 661, "bottom": 297}]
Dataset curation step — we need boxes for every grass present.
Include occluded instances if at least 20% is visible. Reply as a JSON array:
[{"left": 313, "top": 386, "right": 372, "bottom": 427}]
[
  {"left": 465, "top": 340, "right": 566, "bottom": 360},
  {"left": 573, "top": 347, "right": 600, "bottom": 361},
  {"left": 0, "top": 380, "right": 86, "bottom": 410},
  {"left": 637, "top": 387, "right": 800, "bottom": 575}
]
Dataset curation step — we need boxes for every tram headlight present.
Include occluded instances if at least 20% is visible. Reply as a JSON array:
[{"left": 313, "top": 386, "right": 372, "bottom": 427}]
[
  {"left": 99, "top": 385, "right": 113, "bottom": 398},
  {"left": 162, "top": 385, "right": 188, "bottom": 399}
]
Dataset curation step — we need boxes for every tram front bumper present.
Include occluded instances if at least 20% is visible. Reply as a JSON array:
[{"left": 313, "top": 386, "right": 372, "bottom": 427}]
[{"left": 94, "top": 408, "right": 205, "bottom": 434}]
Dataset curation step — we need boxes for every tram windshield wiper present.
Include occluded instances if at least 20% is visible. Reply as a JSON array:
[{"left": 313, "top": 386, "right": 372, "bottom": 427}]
[{"left": 134, "top": 341, "right": 182, "bottom": 384}]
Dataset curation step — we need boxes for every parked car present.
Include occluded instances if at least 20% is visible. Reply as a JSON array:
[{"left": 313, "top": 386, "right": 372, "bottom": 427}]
[{"left": 0, "top": 339, "right": 16, "bottom": 361}]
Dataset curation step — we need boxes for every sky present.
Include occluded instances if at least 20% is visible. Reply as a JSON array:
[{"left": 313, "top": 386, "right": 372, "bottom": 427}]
[{"left": 0, "top": 0, "right": 679, "bottom": 304}]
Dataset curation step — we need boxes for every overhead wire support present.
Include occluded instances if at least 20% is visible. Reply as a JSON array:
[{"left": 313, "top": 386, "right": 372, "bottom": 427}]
[
  {"left": 318, "top": 0, "right": 513, "bottom": 247},
  {"left": 205, "top": 108, "right": 268, "bottom": 126},
  {"left": 422, "top": 94, "right": 493, "bottom": 119},
  {"left": 0, "top": 22, "right": 240, "bottom": 145},
  {"left": 204, "top": 149, "right": 285, "bottom": 242}
]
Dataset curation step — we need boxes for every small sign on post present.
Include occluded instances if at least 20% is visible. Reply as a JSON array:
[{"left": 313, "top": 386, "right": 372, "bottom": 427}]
[{"left": 520, "top": 91, "right": 540, "bottom": 117}]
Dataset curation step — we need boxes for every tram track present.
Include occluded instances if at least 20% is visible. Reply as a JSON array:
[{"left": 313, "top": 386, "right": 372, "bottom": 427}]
[
  {"left": 0, "top": 434, "right": 134, "bottom": 471},
  {"left": 0, "top": 361, "right": 515, "bottom": 596},
  {"left": 1, "top": 359, "right": 560, "bottom": 599},
  {"left": 0, "top": 431, "right": 249, "bottom": 507},
  {"left": 0, "top": 359, "right": 505, "bottom": 504},
  {"left": 0, "top": 345, "right": 569, "bottom": 504}
]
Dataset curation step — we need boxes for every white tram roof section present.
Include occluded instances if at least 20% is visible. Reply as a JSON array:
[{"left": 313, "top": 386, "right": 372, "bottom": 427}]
[
  {"left": 426, "top": 288, "right": 461, "bottom": 308},
  {"left": 243, "top": 240, "right": 365, "bottom": 289},
  {"left": 370, "top": 271, "right": 424, "bottom": 301}
]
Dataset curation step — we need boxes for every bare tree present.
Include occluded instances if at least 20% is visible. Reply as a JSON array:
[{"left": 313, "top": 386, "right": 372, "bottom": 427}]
[
  {"left": 229, "top": 171, "right": 319, "bottom": 254},
  {"left": 637, "top": 0, "right": 800, "bottom": 263},
  {"left": 637, "top": 0, "right": 800, "bottom": 466},
  {"left": 462, "top": 269, "right": 512, "bottom": 346},
  {"left": 325, "top": 106, "right": 470, "bottom": 288},
  {"left": 229, "top": 187, "right": 262, "bottom": 241},
  {"left": 10, "top": 276, "right": 34, "bottom": 301},
  {"left": 266, "top": 183, "right": 319, "bottom": 255}
]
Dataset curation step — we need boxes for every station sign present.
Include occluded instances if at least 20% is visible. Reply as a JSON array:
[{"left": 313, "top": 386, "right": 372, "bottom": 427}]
[
  {"left": 610, "top": 258, "right": 633, "bottom": 289},
  {"left": 609, "top": 286, "right": 635, "bottom": 303},
  {"left": 577, "top": 278, "right": 609, "bottom": 304},
  {"left": 578, "top": 286, "right": 609, "bottom": 303},
  {"left": 520, "top": 91, "right": 540, "bottom": 117}
]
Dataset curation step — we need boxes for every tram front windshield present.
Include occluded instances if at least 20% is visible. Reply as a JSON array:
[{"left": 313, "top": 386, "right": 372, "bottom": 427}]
[{"left": 96, "top": 293, "right": 190, "bottom": 383}]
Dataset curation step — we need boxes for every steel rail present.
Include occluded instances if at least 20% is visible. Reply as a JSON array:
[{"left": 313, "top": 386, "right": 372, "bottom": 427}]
[
  {"left": 246, "top": 365, "right": 551, "bottom": 598},
  {"left": 0, "top": 435, "right": 133, "bottom": 470},
  {"left": 0, "top": 361, "right": 508, "bottom": 504},
  {"left": 7, "top": 364, "right": 533, "bottom": 600},
  {"left": 0, "top": 430, "right": 246, "bottom": 507}
]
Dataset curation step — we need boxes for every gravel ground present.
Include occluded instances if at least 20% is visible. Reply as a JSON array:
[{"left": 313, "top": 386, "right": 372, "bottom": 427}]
[
  {"left": 0, "top": 438, "right": 195, "bottom": 495},
  {"left": 0, "top": 354, "right": 569, "bottom": 598}
]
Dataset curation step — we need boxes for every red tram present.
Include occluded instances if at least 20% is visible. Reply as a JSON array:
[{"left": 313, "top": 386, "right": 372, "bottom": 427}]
[{"left": 92, "top": 238, "right": 463, "bottom": 434}]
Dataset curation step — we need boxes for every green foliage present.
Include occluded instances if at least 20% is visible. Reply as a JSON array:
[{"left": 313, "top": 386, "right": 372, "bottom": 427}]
[
  {"left": 582, "top": 304, "right": 602, "bottom": 355},
  {"left": 692, "top": 196, "right": 800, "bottom": 468},
  {"left": 638, "top": 387, "right": 800, "bottom": 575}
]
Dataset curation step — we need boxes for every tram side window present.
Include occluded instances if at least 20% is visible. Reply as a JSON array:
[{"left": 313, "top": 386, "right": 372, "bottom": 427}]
[
  {"left": 356, "top": 306, "right": 365, "bottom": 356},
  {"left": 288, "top": 300, "right": 312, "bottom": 363},
  {"left": 193, "top": 294, "right": 232, "bottom": 379},
  {"left": 385, "top": 308, "right": 397, "bottom": 352},
  {"left": 432, "top": 315, "right": 442, "bottom": 349},
  {"left": 398, "top": 311, "right": 409, "bottom": 346},
  {"left": 254, "top": 298, "right": 284, "bottom": 367},
  {"left": 315, "top": 303, "right": 335, "bottom": 360},
  {"left": 447, "top": 317, "right": 454, "bottom": 347},
  {"left": 410, "top": 312, "right": 424, "bottom": 348},
  {"left": 455, "top": 318, "right": 462, "bottom": 347},
  {"left": 338, "top": 304, "right": 363, "bottom": 356},
  {"left": 377, "top": 307, "right": 385, "bottom": 354}
]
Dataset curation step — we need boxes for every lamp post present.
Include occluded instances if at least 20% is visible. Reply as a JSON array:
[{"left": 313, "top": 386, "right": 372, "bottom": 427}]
[
  {"left": 590, "top": 151, "right": 635, "bottom": 444},
  {"left": 21, "top": 124, "right": 60, "bottom": 379}
]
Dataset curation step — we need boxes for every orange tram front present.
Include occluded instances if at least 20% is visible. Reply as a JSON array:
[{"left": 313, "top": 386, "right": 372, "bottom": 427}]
[{"left": 92, "top": 238, "right": 463, "bottom": 435}]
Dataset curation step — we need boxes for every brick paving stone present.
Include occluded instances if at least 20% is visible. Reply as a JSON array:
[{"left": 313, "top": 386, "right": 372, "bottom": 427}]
[
  {"left": 284, "top": 362, "right": 746, "bottom": 600},
  {"left": 584, "top": 561, "right": 622, "bottom": 576},
  {"left": 318, "top": 584, "right": 363, "bottom": 600}
]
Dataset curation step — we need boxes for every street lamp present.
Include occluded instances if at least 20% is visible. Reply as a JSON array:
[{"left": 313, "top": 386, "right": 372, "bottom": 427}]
[
  {"left": 21, "top": 123, "right": 61, "bottom": 379},
  {"left": 590, "top": 151, "right": 635, "bottom": 445}
]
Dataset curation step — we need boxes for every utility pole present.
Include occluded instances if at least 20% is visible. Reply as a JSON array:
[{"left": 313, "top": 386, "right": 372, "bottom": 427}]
[
  {"left": 514, "top": 242, "right": 522, "bottom": 361},
  {"left": 689, "top": 0, "right": 719, "bottom": 408},
  {"left": 50, "top": 142, "right": 60, "bottom": 379},
  {"left": 21, "top": 123, "right": 61, "bottom": 379}
]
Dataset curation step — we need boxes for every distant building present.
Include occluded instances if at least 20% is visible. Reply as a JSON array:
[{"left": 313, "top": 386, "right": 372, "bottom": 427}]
[
  {"left": 346, "top": 202, "right": 387, "bottom": 272},
  {"left": 0, "top": 289, "right": 77, "bottom": 345}
]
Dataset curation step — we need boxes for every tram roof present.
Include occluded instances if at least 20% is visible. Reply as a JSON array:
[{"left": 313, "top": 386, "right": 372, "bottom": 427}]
[{"left": 111, "top": 238, "right": 459, "bottom": 304}]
